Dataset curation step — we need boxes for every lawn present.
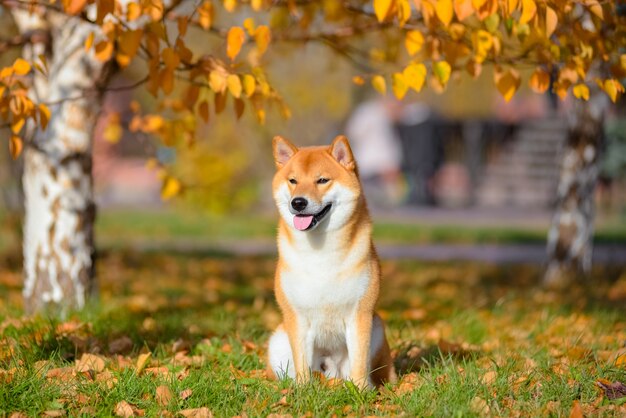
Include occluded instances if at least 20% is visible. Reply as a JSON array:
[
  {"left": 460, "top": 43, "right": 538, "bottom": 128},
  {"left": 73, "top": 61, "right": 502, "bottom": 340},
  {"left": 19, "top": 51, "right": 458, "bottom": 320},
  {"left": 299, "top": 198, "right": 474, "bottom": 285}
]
[
  {"left": 1, "top": 250, "right": 625, "bottom": 417},
  {"left": 95, "top": 209, "right": 626, "bottom": 246},
  {"left": 2, "top": 209, "right": 626, "bottom": 253}
]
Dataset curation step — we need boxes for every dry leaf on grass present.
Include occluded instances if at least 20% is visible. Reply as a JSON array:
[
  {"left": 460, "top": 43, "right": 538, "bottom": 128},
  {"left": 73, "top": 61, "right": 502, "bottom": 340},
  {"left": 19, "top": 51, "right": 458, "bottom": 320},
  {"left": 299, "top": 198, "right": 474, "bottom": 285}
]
[
  {"left": 115, "top": 401, "right": 135, "bottom": 417},
  {"left": 75, "top": 353, "right": 105, "bottom": 373},
  {"left": 47, "top": 367, "right": 75, "bottom": 381},
  {"left": 144, "top": 366, "right": 170, "bottom": 377},
  {"left": 179, "top": 388, "right": 193, "bottom": 400},
  {"left": 42, "top": 411, "right": 65, "bottom": 417},
  {"left": 156, "top": 385, "right": 173, "bottom": 407},
  {"left": 135, "top": 352, "right": 152, "bottom": 374},
  {"left": 569, "top": 400, "right": 583, "bottom": 418},
  {"left": 272, "top": 396, "right": 289, "bottom": 407},
  {"left": 96, "top": 370, "right": 118, "bottom": 389},
  {"left": 481, "top": 370, "right": 497, "bottom": 385},
  {"left": 179, "top": 407, "right": 212, "bottom": 417},
  {"left": 470, "top": 397, "right": 490, "bottom": 414}
]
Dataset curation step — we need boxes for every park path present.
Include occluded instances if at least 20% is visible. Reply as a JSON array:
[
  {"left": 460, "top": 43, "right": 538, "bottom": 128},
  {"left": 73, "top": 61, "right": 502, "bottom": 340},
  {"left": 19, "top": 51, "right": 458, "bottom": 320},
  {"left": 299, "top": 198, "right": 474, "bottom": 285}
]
[{"left": 98, "top": 206, "right": 625, "bottom": 264}]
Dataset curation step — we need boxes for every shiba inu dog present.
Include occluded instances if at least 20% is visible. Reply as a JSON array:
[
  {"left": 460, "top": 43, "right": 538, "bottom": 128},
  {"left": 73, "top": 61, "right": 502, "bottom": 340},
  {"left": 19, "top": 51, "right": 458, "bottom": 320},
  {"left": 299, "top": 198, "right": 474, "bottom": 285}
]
[{"left": 267, "top": 135, "right": 395, "bottom": 388}]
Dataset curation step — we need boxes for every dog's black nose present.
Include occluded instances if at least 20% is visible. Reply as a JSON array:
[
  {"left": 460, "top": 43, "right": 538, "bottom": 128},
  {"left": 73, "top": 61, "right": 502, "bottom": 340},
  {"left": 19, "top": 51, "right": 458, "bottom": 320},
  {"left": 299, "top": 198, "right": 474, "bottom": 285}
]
[{"left": 291, "top": 197, "right": 308, "bottom": 212}]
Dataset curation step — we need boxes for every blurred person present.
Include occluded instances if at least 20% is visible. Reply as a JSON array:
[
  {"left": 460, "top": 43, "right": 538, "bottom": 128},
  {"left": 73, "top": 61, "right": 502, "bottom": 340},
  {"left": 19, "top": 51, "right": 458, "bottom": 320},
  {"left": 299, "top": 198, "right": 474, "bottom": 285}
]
[
  {"left": 393, "top": 102, "right": 443, "bottom": 206},
  {"left": 345, "top": 97, "right": 406, "bottom": 206}
]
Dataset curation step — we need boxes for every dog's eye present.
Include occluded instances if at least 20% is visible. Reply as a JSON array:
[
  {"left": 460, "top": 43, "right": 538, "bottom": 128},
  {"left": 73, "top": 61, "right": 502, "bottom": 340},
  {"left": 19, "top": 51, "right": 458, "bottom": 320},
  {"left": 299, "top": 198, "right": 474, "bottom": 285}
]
[
  {"left": 317, "top": 178, "right": 330, "bottom": 184},
  {"left": 289, "top": 178, "right": 297, "bottom": 185}
]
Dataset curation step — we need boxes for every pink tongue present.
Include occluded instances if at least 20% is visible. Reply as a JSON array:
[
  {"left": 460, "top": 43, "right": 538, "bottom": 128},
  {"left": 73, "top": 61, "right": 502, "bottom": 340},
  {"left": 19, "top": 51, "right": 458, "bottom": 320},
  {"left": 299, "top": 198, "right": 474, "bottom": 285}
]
[{"left": 294, "top": 215, "right": 314, "bottom": 231}]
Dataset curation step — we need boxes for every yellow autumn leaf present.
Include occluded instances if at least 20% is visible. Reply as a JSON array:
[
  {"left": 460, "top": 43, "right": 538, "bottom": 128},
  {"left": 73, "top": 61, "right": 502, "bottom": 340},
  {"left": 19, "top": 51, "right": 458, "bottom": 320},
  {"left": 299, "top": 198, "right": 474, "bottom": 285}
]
[
  {"left": 507, "top": 0, "right": 519, "bottom": 13},
  {"left": 396, "top": 0, "right": 411, "bottom": 26},
  {"left": 519, "top": 0, "right": 536, "bottom": 24},
  {"left": 161, "top": 177, "right": 182, "bottom": 200},
  {"left": 117, "top": 30, "right": 143, "bottom": 68},
  {"left": 597, "top": 78, "right": 624, "bottom": 103},
  {"left": 473, "top": 30, "right": 493, "bottom": 63},
  {"left": 433, "top": 61, "right": 452, "bottom": 86},
  {"left": 9, "top": 135, "right": 23, "bottom": 160},
  {"left": 373, "top": 0, "right": 393, "bottom": 22},
  {"left": 209, "top": 71, "right": 227, "bottom": 93},
  {"left": 84, "top": 32, "right": 95, "bottom": 52},
  {"left": 127, "top": 2, "right": 141, "bottom": 20},
  {"left": 474, "top": 0, "right": 498, "bottom": 20},
  {"left": 38, "top": 103, "right": 51, "bottom": 130},
  {"left": 403, "top": 62, "right": 427, "bottom": 92},
  {"left": 242, "top": 74, "right": 256, "bottom": 97},
  {"left": 162, "top": 48, "right": 180, "bottom": 70},
  {"left": 226, "top": 27, "right": 245, "bottom": 61},
  {"left": 94, "top": 41, "right": 114, "bottom": 62},
  {"left": 572, "top": 84, "right": 590, "bottom": 101},
  {"left": 585, "top": 0, "right": 603, "bottom": 20},
  {"left": 198, "top": 1, "right": 213, "bottom": 29},
  {"left": 435, "top": 0, "right": 454, "bottom": 26},
  {"left": 453, "top": 0, "right": 473, "bottom": 21},
  {"left": 223, "top": 0, "right": 237, "bottom": 12},
  {"left": 66, "top": 0, "right": 87, "bottom": 15},
  {"left": 243, "top": 17, "right": 256, "bottom": 35},
  {"left": 372, "top": 75, "right": 386, "bottom": 95},
  {"left": 143, "top": 115, "right": 164, "bottom": 133},
  {"left": 494, "top": 67, "right": 521, "bottom": 102},
  {"left": 392, "top": 73, "right": 408, "bottom": 99},
  {"left": 251, "top": 0, "right": 263, "bottom": 11},
  {"left": 13, "top": 58, "right": 31, "bottom": 75},
  {"left": 103, "top": 121, "right": 123, "bottom": 143},
  {"left": 352, "top": 75, "right": 365, "bottom": 85},
  {"left": 545, "top": 6, "right": 557, "bottom": 37},
  {"left": 405, "top": 31, "right": 425, "bottom": 56},
  {"left": 104, "top": 112, "right": 122, "bottom": 142},
  {"left": 0, "top": 66, "right": 13, "bottom": 79},
  {"left": 254, "top": 25, "right": 271, "bottom": 55},
  {"left": 227, "top": 74, "right": 242, "bottom": 98},
  {"left": 11, "top": 117, "right": 25, "bottom": 135},
  {"left": 529, "top": 68, "right": 550, "bottom": 93}
]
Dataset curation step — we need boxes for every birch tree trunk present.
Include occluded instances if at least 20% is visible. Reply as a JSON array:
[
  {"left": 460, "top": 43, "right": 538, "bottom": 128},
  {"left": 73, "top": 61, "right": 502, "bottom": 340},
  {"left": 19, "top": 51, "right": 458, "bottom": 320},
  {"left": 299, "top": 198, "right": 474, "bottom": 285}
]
[
  {"left": 12, "top": 10, "right": 112, "bottom": 314},
  {"left": 544, "top": 95, "right": 607, "bottom": 287}
]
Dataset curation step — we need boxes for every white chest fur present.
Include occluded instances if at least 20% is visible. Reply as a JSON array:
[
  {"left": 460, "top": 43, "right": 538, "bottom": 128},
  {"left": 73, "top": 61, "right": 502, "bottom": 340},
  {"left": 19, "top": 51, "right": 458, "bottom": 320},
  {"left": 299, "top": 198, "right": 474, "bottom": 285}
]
[{"left": 278, "top": 233, "right": 372, "bottom": 348}]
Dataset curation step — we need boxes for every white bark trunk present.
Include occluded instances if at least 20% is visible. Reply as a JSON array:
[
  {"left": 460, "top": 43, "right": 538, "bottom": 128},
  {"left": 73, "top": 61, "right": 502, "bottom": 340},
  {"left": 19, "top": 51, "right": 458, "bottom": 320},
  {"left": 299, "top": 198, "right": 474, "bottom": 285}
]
[
  {"left": 12, "top": 10, "right": 111, "bottom": 313},
  {"left": 544, "top": 94, "right": 607, "bottom": 287}
]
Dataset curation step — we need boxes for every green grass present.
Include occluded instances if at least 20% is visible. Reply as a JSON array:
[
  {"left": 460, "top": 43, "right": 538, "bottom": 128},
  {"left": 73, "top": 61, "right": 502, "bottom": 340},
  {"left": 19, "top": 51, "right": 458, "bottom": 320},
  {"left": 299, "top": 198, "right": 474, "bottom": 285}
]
[
  {"left": 1, "top": 252, "right": 625, "bottom": 416},
  {"left": 1, "top": 209, "right": 625, "bottom": 253},
  {"left": 94, "top": 208, "right": 626, "bottom": 246}
]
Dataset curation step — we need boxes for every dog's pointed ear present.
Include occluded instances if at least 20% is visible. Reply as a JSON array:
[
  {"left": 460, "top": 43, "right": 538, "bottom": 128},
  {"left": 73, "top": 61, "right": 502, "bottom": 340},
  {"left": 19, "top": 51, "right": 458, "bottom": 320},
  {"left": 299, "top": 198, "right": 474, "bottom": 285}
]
[
  {"left": 329, "top": 135, "right": 355, "bottom": 171},
  {"left": 273, "top": 136, "right": 298, "bottom": 169}
]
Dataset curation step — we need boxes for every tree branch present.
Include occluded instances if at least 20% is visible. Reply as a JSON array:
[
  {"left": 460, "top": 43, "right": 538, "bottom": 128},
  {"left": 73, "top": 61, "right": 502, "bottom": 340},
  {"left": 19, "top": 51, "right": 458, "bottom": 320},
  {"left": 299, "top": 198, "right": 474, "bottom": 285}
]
[{"left": 0, "top": 28, "right": 50, "bottom": 53}]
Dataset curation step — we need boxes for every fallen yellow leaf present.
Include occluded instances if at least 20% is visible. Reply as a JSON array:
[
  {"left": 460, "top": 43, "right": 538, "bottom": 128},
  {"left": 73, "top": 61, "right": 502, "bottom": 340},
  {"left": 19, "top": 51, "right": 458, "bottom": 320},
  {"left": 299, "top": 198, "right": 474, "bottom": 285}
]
[{"left": 135, "top": 352, "right": 152, "bottom": 373}]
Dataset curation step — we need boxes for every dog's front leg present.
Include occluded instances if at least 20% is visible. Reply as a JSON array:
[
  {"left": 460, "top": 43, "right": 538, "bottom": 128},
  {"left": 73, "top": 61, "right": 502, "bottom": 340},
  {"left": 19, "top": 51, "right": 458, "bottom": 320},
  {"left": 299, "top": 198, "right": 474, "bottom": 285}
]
[
  {"left": 285, "top": 315, "right": 313, "bottom": 383},
  {"left": 346, "top": 311, "right": 373, "bottom": 389}
]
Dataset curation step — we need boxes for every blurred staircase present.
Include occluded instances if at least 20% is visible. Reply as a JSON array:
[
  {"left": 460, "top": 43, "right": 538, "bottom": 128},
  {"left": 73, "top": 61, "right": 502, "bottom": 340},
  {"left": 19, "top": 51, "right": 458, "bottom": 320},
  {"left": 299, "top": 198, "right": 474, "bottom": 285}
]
[{"left": 476, "top": 118, "right": 567, "bottom": 207}]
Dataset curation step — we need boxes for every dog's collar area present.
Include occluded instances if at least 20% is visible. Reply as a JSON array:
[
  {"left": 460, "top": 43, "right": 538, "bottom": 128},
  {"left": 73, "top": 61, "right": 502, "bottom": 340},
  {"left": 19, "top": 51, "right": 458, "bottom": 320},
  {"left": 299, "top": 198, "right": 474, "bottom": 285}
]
[{"left": 295, "top": 203, "right": 332, "bottom": 231}]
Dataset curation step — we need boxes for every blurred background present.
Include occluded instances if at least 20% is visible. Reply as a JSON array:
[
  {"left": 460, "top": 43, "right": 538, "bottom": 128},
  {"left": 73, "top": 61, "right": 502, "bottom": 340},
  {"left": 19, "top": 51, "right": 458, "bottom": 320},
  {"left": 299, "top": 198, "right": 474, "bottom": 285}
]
[{"left": 1, "top": 33, "right": 625, "bottom": 258}]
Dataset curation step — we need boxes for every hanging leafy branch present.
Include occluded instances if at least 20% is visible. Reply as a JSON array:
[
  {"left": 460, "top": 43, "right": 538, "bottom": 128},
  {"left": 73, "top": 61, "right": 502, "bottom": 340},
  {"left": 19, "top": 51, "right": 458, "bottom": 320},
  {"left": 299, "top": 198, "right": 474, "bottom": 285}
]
[{"left": 1, "top": 0, "right": 624, "bottom": 197}]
